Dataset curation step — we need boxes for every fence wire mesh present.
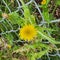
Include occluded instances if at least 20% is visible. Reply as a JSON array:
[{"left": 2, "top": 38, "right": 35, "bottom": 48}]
[{"left": 0, "top": 0, "right": 60, "bottom": 60}]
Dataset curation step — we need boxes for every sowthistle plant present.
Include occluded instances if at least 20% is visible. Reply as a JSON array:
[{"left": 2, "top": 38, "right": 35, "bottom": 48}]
[{"left": 0, "top": 0, "right": 60, "bottom": 60}]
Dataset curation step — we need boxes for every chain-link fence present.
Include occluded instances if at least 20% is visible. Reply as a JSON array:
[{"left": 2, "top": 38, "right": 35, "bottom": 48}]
[{"left": 0, "top": 0, "right": 60, "bottom": 60}]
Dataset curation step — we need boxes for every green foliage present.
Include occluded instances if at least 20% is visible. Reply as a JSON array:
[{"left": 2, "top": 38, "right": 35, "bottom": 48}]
[
  {"left": 8, "top": 12, "right": 20, "bottom": 24},
  {"left": 55, "top": 0, "right": 60, "bottom": 5},
  {"left": 5, "top": 33, "right": 13, "bottom": 45}
]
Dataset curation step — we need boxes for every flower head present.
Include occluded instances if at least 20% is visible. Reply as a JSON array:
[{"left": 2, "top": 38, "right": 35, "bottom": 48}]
[
  {"left": 19, "top": 24, "right": 37, "bottom": 41},
  {"left": 7, "top": 44, "right": 11, "bottom": 48},
  {"left": 41, "top": 0, "right": 46, "bottom": 5}
]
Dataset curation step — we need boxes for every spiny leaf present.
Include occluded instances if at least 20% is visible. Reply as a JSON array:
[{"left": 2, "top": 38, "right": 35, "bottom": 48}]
[
  {"left": 38, "top": 31, "right": 60, "bottom": 44},
  {"left": 8, "top": 12, "right": 20, "bottom": 24}
]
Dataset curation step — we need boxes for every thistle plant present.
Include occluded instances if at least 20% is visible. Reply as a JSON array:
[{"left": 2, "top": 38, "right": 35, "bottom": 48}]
[{"left": 0, "top": 0, "right": 60, "bottom": 60}]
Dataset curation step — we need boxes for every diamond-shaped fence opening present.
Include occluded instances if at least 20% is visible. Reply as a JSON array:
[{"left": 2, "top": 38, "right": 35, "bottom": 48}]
[{"left": 0, "top": 0, "right": 60, "bottom": 60}]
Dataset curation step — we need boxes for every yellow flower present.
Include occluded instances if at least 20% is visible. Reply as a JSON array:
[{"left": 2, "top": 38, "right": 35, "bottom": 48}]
[
  {"left": 7, "top": 44, "right": 11, "bottom": 48},
  {"left": 19, "top": 24, "right": 37, "bottom": 41},
  {"left": 41, "top": 0, "right": 46, "bottom": 5}
]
